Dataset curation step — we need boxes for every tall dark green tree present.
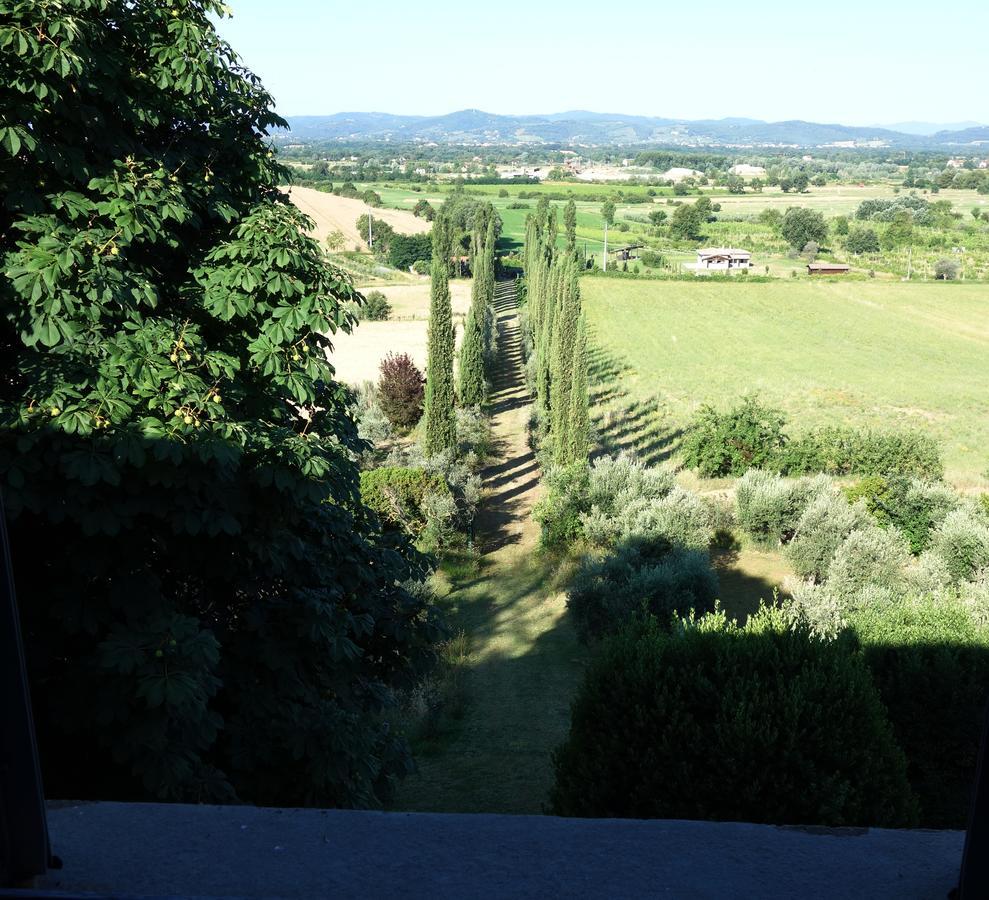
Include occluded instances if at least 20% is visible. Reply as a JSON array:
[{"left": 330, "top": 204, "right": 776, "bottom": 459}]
[
  {"left": 0, "top": 0, "right": 440, "bottom": 807},
  {"left": 481, "top": 217, "right": 499, "bottom": 372},
  {"left": 423, "top": 218, "right": 457, "bottom": 452},
  {"left": 563, "top": 315, "right": 590, "bottom": 466},
  {"left": 564, "top": 199, "right": 577, "bottom": 257},
  {"left": 458, "top": 256, "right": 487, "bottom": 406},
  {"left": 550, "top": 261, "right": 582, "bottom": 459}
]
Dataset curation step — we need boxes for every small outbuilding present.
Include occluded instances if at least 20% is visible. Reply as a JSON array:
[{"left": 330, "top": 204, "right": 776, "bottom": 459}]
[
  {"left": 695, "top": 248, "right": 751, "bottom": 270},
  {"left": 807, "top": 262, "right": 850, "bottom": 275},
  {"left": 609, "top": 244, "right": 644, "bottom": 262}
]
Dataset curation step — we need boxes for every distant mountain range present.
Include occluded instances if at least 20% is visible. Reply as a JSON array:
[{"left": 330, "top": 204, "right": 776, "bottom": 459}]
[
  {"left": 278, "top": 110, "right": 989, "bottom": 149},
  {"left": 880, "top": 120, "right": 983, "bottom": 136}
]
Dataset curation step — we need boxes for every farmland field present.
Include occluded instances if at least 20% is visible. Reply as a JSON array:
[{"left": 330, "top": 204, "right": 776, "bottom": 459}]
[
  {"left": 583, "top": 277, "right": 989, "bottom": 487},
  {"left": 327, "top": 279, "right": 472, "bottom": 384}
]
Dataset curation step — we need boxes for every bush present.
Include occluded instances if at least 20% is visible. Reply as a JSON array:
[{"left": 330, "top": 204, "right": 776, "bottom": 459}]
[
  {"left": 377, "top": 352, "right": 425, "bottom": 429},
  {"left": 935, "top": 258, "right": 960, "bottom": 280},
  {"left": 585, "top": 453, "right": 676, "bottom": 512},
  {"left": 359, "top": 467, "right": 451, "bottom": 541},
  {"left": 536, "top": 454, "right": 682, "bottom": 551},
  {"left": 550, "top": 608, "right": 917, "bottom": 826},
  {"left": 735, "top": 470, "right": 831, "bottom": 545},
  {"left": 846, "top": 228, "right": 880, "bottom": 254},
  {"left": 701, "top": 495, "right": 738, "bottom": 549},
  {"left": 787, "top": 490, "right": 871, "bottom": 581},
  {"left": 534, "top": 463, "right": 591, "bottom": 550},
  {"left": 845, "top": 476, "right": 959, "bottom": 553},
  {"left": 778, "top": 427, "right": 942, "bottom": 480},
  {"left": 929, "top": 508, "right": 989, "bottom": 582},
  {"left": 851, "top": 594, "right": 989, "bottom": 826},
  {"left": 358, "top": 289, "right": 391, "bottom": 321},
  {"left": 828, "top": 526, "right": 911, "bottom": 597},
  {"left": 387, "top": 233, "right": 432, "bottom": 271},
  {"left": 455, "top": 405, "right": 492, "bottom": 459},
  {"left": 352, "top": 381, "right": 393, "bottom": 449},
  {"left": 681, "top": 396, "right": 786, "bottom": 477},
  {"left": 567, "top": 537, "right": 718, "bottom": 642},
  {"left": 583, "top": 487, "right": 712, "bottom": 550}
]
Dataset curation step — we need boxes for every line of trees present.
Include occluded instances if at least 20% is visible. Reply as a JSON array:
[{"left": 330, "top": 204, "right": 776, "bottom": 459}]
[
  {"left": 458, "top": 217, "right": 498, "bottom": 406},
  {"left": 523, "top": 199, "right": 589, "bottom": 466},
  {"left": 423, "top": 201, "right": 500, "bottom": 453}
]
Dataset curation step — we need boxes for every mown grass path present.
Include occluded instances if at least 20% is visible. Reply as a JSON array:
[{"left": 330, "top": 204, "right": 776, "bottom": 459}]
[{"left": 392, "top": 280, "right": 586, "bottom": 814}]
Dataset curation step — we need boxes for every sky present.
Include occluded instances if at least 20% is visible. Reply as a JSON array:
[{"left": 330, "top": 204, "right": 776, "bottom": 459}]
[{"left": 215, "top": 0, "right": 988, "bottom": 126}]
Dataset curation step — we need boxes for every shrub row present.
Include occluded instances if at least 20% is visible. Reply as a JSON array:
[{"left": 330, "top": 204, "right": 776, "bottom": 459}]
[
  {"left": 552, "top": 592, "right": 989, "bottom": 828},
  {"left": 551, "top": 607, "right": 919, "bottom": 827},
  {"left": 682, "top": 397, "right": 942, "bottom": 480}
]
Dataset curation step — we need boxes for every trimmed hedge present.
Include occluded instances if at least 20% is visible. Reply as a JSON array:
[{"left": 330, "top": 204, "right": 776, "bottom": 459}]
[
  {"left": 359, "top": 466, "right": 450, "bottom": 538},
  {"left": 852, "top": 595, "right": 989, "bottom": 827},
  {"left": 550, "top": 607, "right": 918, "bottom": 826}
]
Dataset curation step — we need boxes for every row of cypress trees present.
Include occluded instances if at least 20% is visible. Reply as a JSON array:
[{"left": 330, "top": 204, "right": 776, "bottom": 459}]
[
  {"left": 524, "top": 199, "right": 590, "bottom": 466},
  {"left": 458, "top": 217, "right": 497, "bottom": 406},
  {"left": 423, "top": 205, "right": 498, "bottom": 455}
]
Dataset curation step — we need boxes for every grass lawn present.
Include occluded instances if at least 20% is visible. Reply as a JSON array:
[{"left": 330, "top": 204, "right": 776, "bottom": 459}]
[
  {"left": 583, "top": 277, "right": 989, "bottom": 488},
  {"left": 393, "top": 548, "right": 586, "bottom": 814}
]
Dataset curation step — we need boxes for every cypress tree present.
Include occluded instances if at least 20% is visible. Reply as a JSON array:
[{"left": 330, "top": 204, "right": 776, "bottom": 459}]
[
  {"left": 423, "top": 237, "right": 457, "bottom": 454},
  {"left": 550, "top": 260, "right": 580, "bottom": 449},
  {"left": 562, "top": 314, "right": 590, "bottom": 466},
  {"left": 547, "top": 205, "right": 559, "bottom": 252},
  {"left": 537, "top": 261, "right": 561, "bottom": 412},
  {"left": 482, "top": 218, "right": 498, "bottom": 369},
  {"left": 564, "top": 199, "right": 577, "bottom": 257},
  {"left": 459, "top": 260, "right": 487, "bottom": 406}
]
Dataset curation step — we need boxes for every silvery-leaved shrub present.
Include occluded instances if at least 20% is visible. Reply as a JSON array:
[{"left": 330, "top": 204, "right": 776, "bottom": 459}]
[
  {"left": 567, "top": 537, "right": 718, "bottom": 642},
  {"left": 828, "top": 526, "right": 911, "bottom": 597},
  {"left": 616, "top": 488, "right": 713, "bottom": 550},
  {"left": 586, "top": 452, "right": 675, "bottom": 515},
  {"left": 960, "top": 571, "right": 989, "bottom": 628},
  {"left": 787, "top": 490, "right": 871, "bottom": 581},
  {"left": 786, "top": 579, "right": 846, "bottom": 638},
  {"left": 735, "top": 470, "right": 831, "bottom": 544},
  {"left": 906, "top": 550, "right": 955, "bottom": 595},
  {"left": 929, "top": 508, "right": 989, "bottom": 582}
]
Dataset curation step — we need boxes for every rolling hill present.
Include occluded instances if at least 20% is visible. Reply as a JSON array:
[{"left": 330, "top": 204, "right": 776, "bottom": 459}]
[{"left": 278, "top": 110, "right": 987, "bottom": 149}]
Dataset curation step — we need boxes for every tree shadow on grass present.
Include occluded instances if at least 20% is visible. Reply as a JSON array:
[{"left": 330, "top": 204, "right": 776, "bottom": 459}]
[
  {"left": 711, "top": 547, "right": 790, "bottom": 625},
  {"left": 593, "top": 394, "right": 684, "bottom": 467}
]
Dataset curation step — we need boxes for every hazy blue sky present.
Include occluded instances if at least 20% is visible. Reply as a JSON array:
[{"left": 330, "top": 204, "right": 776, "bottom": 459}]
[{"left": 216, "top": 0, "right": 987, "bottom": 125}]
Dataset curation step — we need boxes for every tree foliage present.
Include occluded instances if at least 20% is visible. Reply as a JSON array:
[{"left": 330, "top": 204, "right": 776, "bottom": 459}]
[
  {"left": 0, "top": 0, "right": 440, "bottom": 807},
  {"left": 423, "top": 219, "right": 457, "bottom": 453},
  {"left": 522, "top": 211, "right": 589, "bottom": 466},
  {"left": 551, "top": 609, "right": 918, "bottom": 826},
  {"left": 781, "top": 207, "right": 828, "bottom": 249},
  {"left": 377, "top": 352, "right": 424, "bottom": 428}
]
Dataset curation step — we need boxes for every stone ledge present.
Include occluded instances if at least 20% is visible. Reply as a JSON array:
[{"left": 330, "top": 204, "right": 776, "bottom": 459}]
[{"left": 41, "top": 802, "right": 963, "bottom": 899}]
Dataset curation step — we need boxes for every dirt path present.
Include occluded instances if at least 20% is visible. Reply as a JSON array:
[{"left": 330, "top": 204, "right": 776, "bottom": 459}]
[{"left": 392, "top": 279, "right": 585, "bottom": 814}]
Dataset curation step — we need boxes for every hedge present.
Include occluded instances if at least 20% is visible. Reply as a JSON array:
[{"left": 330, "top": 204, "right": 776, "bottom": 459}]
[{"left": 550, "top": 607, "right": 918, "bottom": 826}]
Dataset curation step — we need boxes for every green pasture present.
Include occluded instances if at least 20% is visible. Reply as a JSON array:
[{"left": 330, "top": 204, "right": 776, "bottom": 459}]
[
  {"left": 582, "top": 278, "right": 989, "bottom": 488},
  {"left": 357, "top": 178, "right": 989, "bottom": 278}
]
